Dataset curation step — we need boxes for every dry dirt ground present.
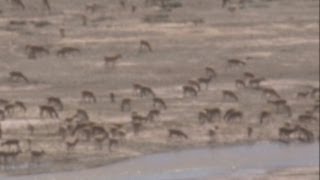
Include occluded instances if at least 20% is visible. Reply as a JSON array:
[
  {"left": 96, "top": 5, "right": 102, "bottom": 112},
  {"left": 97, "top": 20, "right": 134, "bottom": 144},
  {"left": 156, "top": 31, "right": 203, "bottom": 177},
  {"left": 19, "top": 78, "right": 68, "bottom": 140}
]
[{"left": 0, "top": 0, "right": 319, "bottom": 176}]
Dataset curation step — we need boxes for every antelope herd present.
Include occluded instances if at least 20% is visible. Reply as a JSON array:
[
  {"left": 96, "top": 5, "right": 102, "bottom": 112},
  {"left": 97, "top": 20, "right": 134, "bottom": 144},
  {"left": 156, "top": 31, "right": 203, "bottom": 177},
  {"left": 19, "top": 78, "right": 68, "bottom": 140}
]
[{"left": 0, "top": 0, "right": 319, "bottom": 170}]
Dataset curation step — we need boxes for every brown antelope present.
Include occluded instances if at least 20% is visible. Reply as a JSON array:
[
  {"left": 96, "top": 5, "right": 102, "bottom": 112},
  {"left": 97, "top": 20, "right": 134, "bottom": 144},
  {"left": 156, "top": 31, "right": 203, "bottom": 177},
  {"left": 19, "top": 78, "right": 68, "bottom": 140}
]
[
  {"left": 120, "top": 0, "right": 126, "bottom": 9},
  {"left": 243, "top": 72, "right": 255, "bottom": 80},
  {"left": 188, "top": 79, "right": 201, "bottom": 91},
  {"left": 259, "top": 111, "right": 272, "bottom": 124},
  {"left": 131, "top": 5, "right": 137, "bottom": 13},
  {"left": 248, "top": 78, "right": 266, "bottom": 88},
  {"left": 267, "top": 99, "right": 287, "bottom": 113},
  {"left": 47, "top": 96, "right": 63, "bottom": 111},
  {"left": 222, "top": 0, "right": 230, "bottom": 8},
  {"left": 73, "top": 109, "right": 90, "bottom": 122},
  {"left": 65, "top": 136, "right": 79, "bottom": 152},
  {"left": 9, "top": 71, "right": 29, "bottom": 83},
  {"left": 25, "top": 45, "right": 50, "bottom": 59},
  {"left": 223, "top": 108, "right": 236, "bottom": 120},
  {"left": 205, "top": 67, "right": 217, "bottom": 78},
  {"left": 0, "top": 99, "right": 9, "bottom": 107},
  {"left": 183, "top": 85, "right": 197, "bottom": 97},
  {"left": 247, "top": 127, "right": 253, "bottom": 137},
  {"left": 2, "top": 139, "right": 21, "bottom": 150},
  {"left": 262, "top": 88, "right": 281, "bottom": 100},
  {"left": 4, "top": 104, "right": 15, "bottom": 117},
  {"left": 42, "top": 0, "right": 51, "bottom": 11},
  {"left": 226, "top": 111, "right": 243, "bottom": 122},
  {"left": 14, "top": 101, "right": 27, "bottom": 113},
  {"left": 93, "top": 132, "right": 109, "bottom": 150},
  {"left": 139, "top": 40, "right": 152, "bottom": 52},
  {"left": 278, "top": 125, "right": 299, "bottom": 141},
  {"left": 0, "top": 110, "right": 5, "bottom": 120},
  {"left": 168, "top": 129, "right": 188, "bottom": 139},
  {"left": 222, "top": 90, "right": 238, "bottom": 102},
  {"left": 39, "top": 105, "right": 59, "bottom": 118},
  {"left": 153, "top": 97, "right": 167, "bottom": 110},
  {"left": 59, "top": 28, "right": 65, "bottom": 38},
  {"left": 110, "top": 92, "right": 115, "bottom": 103},
  {"left": 311, "top": 87, "right": 319, "bottom": 98},
  {"left": 104, "top": 54, "right": 122, "bottom": 67},
  {"left": 131, "top": 111, "right": 148, "bottom": 123},
  {"left": 56, "top": 47, "right": 80, "bottom": 56},
  {"left": 108, "top": 138, "right": 119, "bottom": 152},
  {"left": 235, "top": 79, "right": 246, "bottom": 89},
  {"left": 208, "top": 129, "right": 216, "bottom": 139},
  {"left": 8, "top": 0, "right": 25, "bottom": 10},
  {"left": 133, "top": 83, "right": 143, "bottom": 95},
  {"left": 81, "top": 90, "right": 97, "bottom": 103},
  {"left": 205, "top": 108, "right": 221, "bottom": 122},
  {"left": 227, "top": 59, "right": 246, "bottom": 68},
  {"left": 30, "top": 149, "right": 45, "bottom": 163},
  {"left": 198, "top": 76, "right": 213, "bottom": 90},
  {"left": 298, "top": 114, "right": 317, "bottom": 122},
  {"left": 198, "top": 111, "right": 209, "bottom": 124},
  {"left": 147, "top": 109, "right": 160, "bottom": 122},
  {"left": 296, "top": 126, "right": 314, "bottom": 142},
  {"left": 132, "top": 120, "right": 142, "bottom": 135},
  {"left": 121, "top": 98, "right": 131, "bottom": 112},
  {"left": 140, "top": 86, "right": 156, "bottom": 98},
  {"left": 296, "top": 91, "right": 310, "bottom": 99},
  {"left": 85, "top": 3, "right": 102, "bottom": 13}
]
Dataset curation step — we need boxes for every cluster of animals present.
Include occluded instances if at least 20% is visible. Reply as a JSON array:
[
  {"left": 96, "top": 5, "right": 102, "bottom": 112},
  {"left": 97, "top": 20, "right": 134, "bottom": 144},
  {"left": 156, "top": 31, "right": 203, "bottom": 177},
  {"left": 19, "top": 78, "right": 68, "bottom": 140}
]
[{"left": 0, "top": 0, "right": 318, "bottom": 168}]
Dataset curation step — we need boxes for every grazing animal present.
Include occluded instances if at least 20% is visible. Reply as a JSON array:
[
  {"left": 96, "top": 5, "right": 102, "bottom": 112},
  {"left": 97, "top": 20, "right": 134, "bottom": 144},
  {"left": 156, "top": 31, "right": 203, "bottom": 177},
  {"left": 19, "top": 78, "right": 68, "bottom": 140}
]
[
  {"left": 110, "top": 92, "right": 115, "bottom": 103},
  {"left": 85, "top": 3, "right": 101, "bottom": 13},
  {"left": 8, "top": 0, "right": 25, "bottom": 10},
  {"left": 298, "top": 114, "right": 317, "bottom": 122},
  {"left": 222, "top": 0, "right": 230, "bottom": 8},
  {"left": 278, "top": 125, "right": 299, "bottom": 141},
  {"left": 227, "top": 59, "right": 246, "bottom": 68},
  {"left": 1, "top": 139, "right": 21, "bottom": 150},
  {"left": 39, "top": 105, "right": 59, "bottom": 118},
  {"left": 0, "top": 99, "right": 9, "bottom": 107},
  {"left": 139, "top": 40, "right": 152, "bottom": 52},
  {"left": 247, "top": 127, "right": 253, "bottom": 137},
  {"left": 198, "top": 111, "right": 209, "bottom": 124},
  {"left": 131, "top": 112, "right": 148, "bottom": 123},
  {"left": 65, "top": 137, "right": 79, "bottom": 152},
  {"left": 42, "top": 0, "right": 51, "bottom": 11},
  {"left": 248, "top": 78, "right": 266, "bottom": 88},
  {"left": 73, "top": 109, "right": 90, "bottom": 122},
  {"left": 81, "top": 90, "right": 97, "bottom": 103},
  {"left": 121, "top": 98, "right": 131, "bottom": 112},
  {"left": 205, "top": 108, "right": 221, "bottom": 122},
  {"left": 132, "top": 121, "right": 142, "bottom": 135},
  {"left": 223, "top": 108, "right": 236, "bottom": 120},
  {"left": 226, "top": 111, "right": 243, "bottom": 122},
  {"left": 296, "top": 91, "right": 310, "bottom": 99},
  {"left": 198, "top": 76, "right": 213, "bottom": 89},
  {"left": 296, "top": 126, "right": 314, "bottom": 143},
  {"left": 4, "top": 104, "right": 15, "bottom": 117},
  {"left": 222, "top": 90, "right": 238, "bottom": 102},
  {"left": 139, "top": 86, "right": 156, "bottom": 98},
  {"left": 205, "top": 67, "right": 217, "bottom": 78},
  {"left": 243, "top": 72, "right": 255, "bottom": 80},
  {"left": 262, "top": 88, "right": 281, "bottom": 100},
  {"left": 147, "top": 109, "right": 160, "bottom": 122},
  {"left": 14, "top": 101, "right": 27, "bottom": 113},
  {"left": 183, "top": 85, "right": 197, "bottom": 97},
  {"left": 168, "top": 129, "right": 188, "bottom": 139},
  {"left": 108, "top": 138, "right": 119, "bottom": 152},
  {"left": 56, "top": 47, "right": 80, "bottom": 56},
  {"left": 188, "top": 79, "right": 201, "bottom": 91},
  {"left": 47, "top": 96, "right": 64, "bottom": 111},
  {"left": 311, "top": 87, "right": 319, "bottom": 98},
  {"left": 9, "top": 71, "right": 29, "bottom": 83},
  {"left": 267, "top": 99, "right": 287, "bottom": 113},
  {"left": 59, "top": 28, "right": 65, "bottom": 38},
  {"left": 235, "top": 79, "right": 246, "bottom": 89},
  {"left": 25, "top": 45, "right": 50, "bottom": 59},
  {"left": 0, "top": 110, "right": 5, "bottom": 120},
  {"left": 259, "top": 111, "right": 272, "bottom": 124},
  {"left": 133, "top": 83, "right": 143, "bottom": 95},
  {"left": 153, "top": 97, "right": 167, "bottom": 110},
  {"left": 30, "top": 149, "right": 45, "bottom": 162},
  {"left": 104, "top": 54, "right": 122, "bottom": 67}
]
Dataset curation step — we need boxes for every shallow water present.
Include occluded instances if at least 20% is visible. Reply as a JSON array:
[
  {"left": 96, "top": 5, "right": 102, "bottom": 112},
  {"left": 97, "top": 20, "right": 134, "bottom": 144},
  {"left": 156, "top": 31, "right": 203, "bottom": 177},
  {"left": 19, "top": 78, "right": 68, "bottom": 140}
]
[{"left": 3, "top": 141, "right": 319, "bottom": 180}]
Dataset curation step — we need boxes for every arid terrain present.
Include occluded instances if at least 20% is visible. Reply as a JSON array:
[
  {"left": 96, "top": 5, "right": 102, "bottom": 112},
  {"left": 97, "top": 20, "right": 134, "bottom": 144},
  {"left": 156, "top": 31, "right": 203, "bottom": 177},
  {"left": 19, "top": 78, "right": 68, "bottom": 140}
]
[{"left": 0, "top": 0, "right": 319, "bottom": 178}]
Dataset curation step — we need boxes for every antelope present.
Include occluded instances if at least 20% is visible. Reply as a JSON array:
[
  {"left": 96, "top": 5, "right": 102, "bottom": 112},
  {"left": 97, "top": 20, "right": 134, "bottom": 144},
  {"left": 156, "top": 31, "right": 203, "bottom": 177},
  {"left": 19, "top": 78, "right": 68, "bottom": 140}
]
[
  {"left": 108, "top": 138, "right": 119, "bottom": 152},
  {"left": 262, "top": 88, "right": 281, "bottom": 100},
  {"left": 2, "top": 139, "right": 21, "bottom": 150},
  {"left": 247, "top": 127, "right": 253, "bottom": 137},
  {"left": 132, "top": 120, "right": 142, "bottom": 135},
  {"left": 198, "top": 76, "right": 213, "bottom": 89},
  {"left": 259, "top": 111, "right": 272, "bottom": 124},
  {"left": 25, "top": 45, "right": 50, "bottom": 59},
  {"left": 235, "top": 79, "right": 246, "bottom": 89},
  {"left": 198, "top": 111, "right": 209, "bottom": 124},
  {"left": 73, "top": 109, "right": 90, "bottom": 122},
  {"left": 14, "top": 101, "right": 27, "bottom": 113},
  {"left": 140, "top": 86, "right": 156, "bottom": 98},
  {"left": 56, "top": 47, "right": 80, "bottom": 56},
  {"left": 153, "top": 97, "right": 167, "bottom": 110},
  {"left": 133, "top": 83, "right": 143, "bottom": 95},
  {"left": 0, "top": 110, "right": 5, "bottom": 120},
  {"left": 183, "top": 85, "right": 197, "bottom": 97},
  {"left": 205, "top": 67, "right": 217, "bottom": 78},
  {"left": 72, "top": 122, "right": 93, "bottom": 141},
  {"left": 47, "top": 96, "right": 64, "bottom": 111},
  {"left": 131, "top": 112, "right": 148, "bottom": 123},
  {"left": 139, "top": 40, "right": 152, "bottom": 52},
  {"left": 278, "top": 125, "right": 299, "bottom": 141},
  {"left": 248, "top": 78, "right": 266, "bottom": 88},
  {"left": 9, "top": 71, "right": 29, "bottom": 83},
  {"left": 243, "top": 72, "right": 255, "bottom": 80},
  {"left": 110, "top": 92, "right": 115, "bottom": 103},
  {"left": 4, "top": 104, "right": 15, "bottom": 117},
  {"left": 42, "top": 0, "right": 51, "bottom": 11},
  {"left": 65, "top": 136, "right": 79, "bottom": 152},
  {"left": 131, "top": 5, "right": 137, "bottom": 13},
  {"left": 121, "top": 98, "right": 131, "bottom": 112},
  {"left": 224, "top": 108, "right": 236, "bottom": 120},
  {"left": 226, "top": 111, "right": 243, "bottom": 122},
  {"left": 222, "top": 0, "right": 230, "bottom": 8},
  {"left": 298, "top": 114, "right": 317, "bottom": 122},
  {"left": 227, "top": 59, "right": 246, "bottom": 68},
  {"left": 311, "top": 87, "right": 319, "bottom": 98},
  {"left": 296, "top": 126, "right": 314, "bottom": 143},
  {"left": 222, "top": 90, "right": 238, "bottom": 102},
  {"left": 8, "top": 0, "right": 25, "bottom": 10},
  {"left": 59, "top": 28, "right": 65, "bottom": 38},
  {"left": 296, "top": 91, "right": 310, "bottom": 99},
  {"left": 81, "top": 90, "right": 97, "bottom": 103},
  {"left": 267, "top": 99, "right": 287, "bottom": 113},
  {"left": 147, "top": 109, "right": 160, "bottom": 122},
  {"left": 120, "top": 0, "right": 126, "bottom": 9},
  {"left": 104, "top": 54, "right": 122, "bottom": 67},
  {"left": 168, "top": 129, "right": 188, "bottom": 139},
  {"left": 0, "top": 99, "right": 9, "bottom": 107},
  {"left": 93, "top": 132, "right": 109, "bottom": 150},
  {"left": 39, "top": 105, "right": 59, "bottom": 118},
  {"left": 85, "top": 3, "right": 102, "bottom": 13},
  {"left": 208, "top": 129, "right": 216, "bottom": 139},
  {"left": 188, "top": 79, "right": 201, "bottom": 91},
  {"left": 205, "top": 108, "right": 221, "bottom": 122},
  {"left": 30, "top": 149, "right": 45, "bottom": 163}
]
